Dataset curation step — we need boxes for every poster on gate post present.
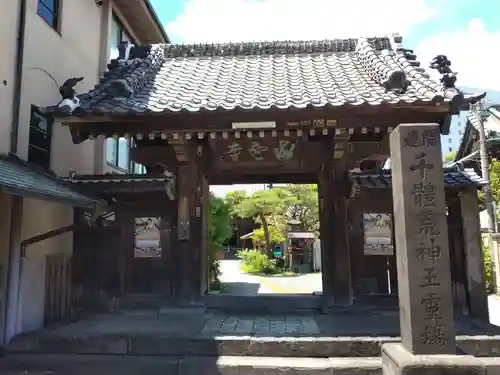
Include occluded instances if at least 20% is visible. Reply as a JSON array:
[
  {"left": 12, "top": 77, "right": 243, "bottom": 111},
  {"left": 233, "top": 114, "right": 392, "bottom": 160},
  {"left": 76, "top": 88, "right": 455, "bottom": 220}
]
[
  {"left": 362, "top": 213, "right": 394, "bottom": 256},
  {"left": 134, "top": 217, "right": 162, "bottom": 258}
]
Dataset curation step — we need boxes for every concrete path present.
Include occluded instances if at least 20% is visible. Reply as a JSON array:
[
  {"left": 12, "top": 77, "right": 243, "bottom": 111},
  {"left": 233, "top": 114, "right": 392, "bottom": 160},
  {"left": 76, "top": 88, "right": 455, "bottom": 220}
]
[
  {"left": 218, "top": 260, "right": 322, "bottom": 295},
  {"left": 218, "top": 260, "right": 274, "bottom": 295}
]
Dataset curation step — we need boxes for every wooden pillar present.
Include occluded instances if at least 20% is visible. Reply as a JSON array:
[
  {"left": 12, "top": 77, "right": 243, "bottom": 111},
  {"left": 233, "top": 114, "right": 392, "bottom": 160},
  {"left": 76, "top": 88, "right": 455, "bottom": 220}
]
[
  {"left": 318, "top": 168, "right": 335, "bottom": 307},
  {"left": 459, "top": 189, "right": 489, "bottom": 319},
  {"left": 332, "top": 188, "right": 354, "bottom": 305},
  {"left": 348, "top": 204, "right": 364, "bottom": 297},
  {"left": 114, "top": 210, "right": 128, "bottom": 296},
  {"left": 174, "top": 142, "right": 207, "bottom": 305},
  {"left": 159, "top": 214, "right": 175, "bottom": 298},
  {"left": 447, "top": 199, "right": 468, "bottom": 315},
  {"left": 318, "top": 162, "right": 353, "bottom": 307},
  {"left": 200, "top": 174, "right": 209, "bottom": 295}
]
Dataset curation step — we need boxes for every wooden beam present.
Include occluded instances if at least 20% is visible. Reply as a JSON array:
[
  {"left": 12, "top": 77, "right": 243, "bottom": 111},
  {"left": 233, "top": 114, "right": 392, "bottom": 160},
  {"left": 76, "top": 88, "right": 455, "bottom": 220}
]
[{"left": 66, "top": 107, "right": 451, "bottom": 143}]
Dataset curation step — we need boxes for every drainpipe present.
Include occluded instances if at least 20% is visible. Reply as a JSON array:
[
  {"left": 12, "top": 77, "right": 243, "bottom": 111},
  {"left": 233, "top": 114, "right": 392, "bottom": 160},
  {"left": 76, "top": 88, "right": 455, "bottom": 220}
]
[{"left": 10, "top": 0, "right": 28, "bottom": 154}]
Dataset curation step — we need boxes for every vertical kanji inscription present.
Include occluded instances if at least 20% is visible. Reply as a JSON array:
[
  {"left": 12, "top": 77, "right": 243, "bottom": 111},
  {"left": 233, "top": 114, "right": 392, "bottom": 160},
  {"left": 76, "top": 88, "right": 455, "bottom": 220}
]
[{"left": 390, "top": 123, "right": 456, "bottom": 355}]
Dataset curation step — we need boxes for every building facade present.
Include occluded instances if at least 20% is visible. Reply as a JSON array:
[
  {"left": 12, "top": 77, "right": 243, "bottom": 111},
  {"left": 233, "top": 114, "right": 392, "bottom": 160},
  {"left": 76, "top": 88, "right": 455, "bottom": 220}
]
[{"left": 0, "top": 0, "right": 167, "bottom": 344}]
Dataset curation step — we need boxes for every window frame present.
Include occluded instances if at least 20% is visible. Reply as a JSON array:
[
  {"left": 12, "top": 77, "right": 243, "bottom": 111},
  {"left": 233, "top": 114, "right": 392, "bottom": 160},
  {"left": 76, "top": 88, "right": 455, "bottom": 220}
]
[
  {"left": 109, "top": 13, "right": 136, "bottom": 60},
  {"left": 28, "top": 105, "right": 53, "bottom": 170},
  {"left": 37, "top": 0, "right": 61, "bottom": 30},
  {"left": 106, "top": 138, "right": 146, "bottom": 174},
  {"left": 105, "top": 15, "right": 143, "bottom": 174}
]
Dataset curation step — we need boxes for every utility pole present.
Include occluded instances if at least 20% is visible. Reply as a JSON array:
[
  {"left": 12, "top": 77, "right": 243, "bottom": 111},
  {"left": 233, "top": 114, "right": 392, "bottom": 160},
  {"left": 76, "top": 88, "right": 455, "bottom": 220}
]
[{"left": 472, "top": 100, "right": 496, "bottom": 232}]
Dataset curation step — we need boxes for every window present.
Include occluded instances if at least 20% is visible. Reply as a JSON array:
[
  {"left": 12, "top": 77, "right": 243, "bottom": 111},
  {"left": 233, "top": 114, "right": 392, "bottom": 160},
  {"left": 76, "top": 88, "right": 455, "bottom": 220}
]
[
  {"left": 117, "top": 138, "right": 130, "bottom": 170},
  {"left": 28, "top": 106, "right": 53, "bottom": 169},
  {"left": 106, "top": 137, "right": 146, "bottom": 174},
  {"left": 37, "top": 0, "right": 60, "bottom": 29},
  {"left": 109, "top": 15, "right": 134, "bottom": 60},
  {"left": 106, "top": 138, "right": 128, "bottom": 170}
]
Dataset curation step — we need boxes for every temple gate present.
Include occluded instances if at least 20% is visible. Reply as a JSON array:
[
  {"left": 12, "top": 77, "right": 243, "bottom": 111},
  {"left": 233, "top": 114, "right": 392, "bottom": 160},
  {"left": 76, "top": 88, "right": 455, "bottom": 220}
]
[{"left": 40, "top": 35, "right": 487, "bottom": 315}]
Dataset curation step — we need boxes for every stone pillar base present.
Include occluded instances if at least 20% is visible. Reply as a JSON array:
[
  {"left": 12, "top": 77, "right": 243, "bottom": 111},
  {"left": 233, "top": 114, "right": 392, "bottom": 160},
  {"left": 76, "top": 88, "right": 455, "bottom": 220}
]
[{"left": 382, "top": 343, "right": 485, "bottom": 375}]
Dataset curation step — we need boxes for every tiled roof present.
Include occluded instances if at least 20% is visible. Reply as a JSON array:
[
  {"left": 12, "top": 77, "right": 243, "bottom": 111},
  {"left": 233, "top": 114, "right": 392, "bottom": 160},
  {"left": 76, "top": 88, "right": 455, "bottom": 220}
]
[
  {"left": 43, "top": 36, "right": 485, "bottom": 117},
  {"left": 65, "top": 174, "right": 171, "bottom": 184},
  {"left": 64, "top": 173, "right": 175, "bottom": 196},
  {"left": 350, "top": 167, "right": 486, "bottom": 189},
  {"left": 0, "top": 154, "right": 99, "bottom": 207}
]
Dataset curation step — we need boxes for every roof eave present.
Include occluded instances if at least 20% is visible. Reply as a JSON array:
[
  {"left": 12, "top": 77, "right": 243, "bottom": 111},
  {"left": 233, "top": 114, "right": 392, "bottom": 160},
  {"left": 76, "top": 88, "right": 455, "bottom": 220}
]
[
  {"left": 0, "top": 185, "right": 98, "bottom": 209},
  {"left": 113, "top": 0, "right": 169, "bottom": 44}
]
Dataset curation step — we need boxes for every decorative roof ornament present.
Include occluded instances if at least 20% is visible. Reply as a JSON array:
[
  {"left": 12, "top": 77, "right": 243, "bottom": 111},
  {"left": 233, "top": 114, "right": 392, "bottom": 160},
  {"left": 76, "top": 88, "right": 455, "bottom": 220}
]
[
  {"left": 429, "top": 55, "right": 457, "bottom": 89},
  {"left": 55, "top": 77, "right": 84, "bottom": 114}
]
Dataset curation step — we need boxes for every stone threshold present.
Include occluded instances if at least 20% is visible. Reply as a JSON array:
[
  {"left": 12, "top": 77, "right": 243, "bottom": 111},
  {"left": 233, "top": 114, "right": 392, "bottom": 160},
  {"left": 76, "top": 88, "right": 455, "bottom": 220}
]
[{"left": 8, "top": 335, "right": 500, "bottom": 358}]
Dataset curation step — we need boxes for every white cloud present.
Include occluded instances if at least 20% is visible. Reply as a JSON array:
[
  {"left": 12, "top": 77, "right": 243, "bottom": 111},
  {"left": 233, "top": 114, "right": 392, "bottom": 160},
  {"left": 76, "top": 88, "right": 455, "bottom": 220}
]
[
  {"left": 415, "top": 19, "right": 500, "bottom": 91},
  {"left": 166, "top": 0, "right": 438, "bottom": 43}
]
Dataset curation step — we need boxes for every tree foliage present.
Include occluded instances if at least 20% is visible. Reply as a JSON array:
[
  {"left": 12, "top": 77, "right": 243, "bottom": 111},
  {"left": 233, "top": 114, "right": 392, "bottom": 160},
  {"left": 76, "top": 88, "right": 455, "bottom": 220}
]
[
  {"left": 278, "top": 184, "right": 319, "bottom": 233},
  {"left": 443, "top": 152, "right": 456, "bottom": 162},
  {"left": 229, "top": 185, "right": 319, "bottom": 254},
  {"left": 252, "top": 225, "right": 287, "bottom": 246},
  {"left": 489, "top": 158, "right": 500, "bottom": 204},
  {"left": 208, "top": 192, "right": 232, "bottom": 249},
  {"left": 224, "top": 190, "right": 248, "bottom": 218},
  {"left": 231, "top": 188, "right": 292, "bottom": 254},
  {"left": 207, "top": 193, "right": 232, "bottom": 286}
]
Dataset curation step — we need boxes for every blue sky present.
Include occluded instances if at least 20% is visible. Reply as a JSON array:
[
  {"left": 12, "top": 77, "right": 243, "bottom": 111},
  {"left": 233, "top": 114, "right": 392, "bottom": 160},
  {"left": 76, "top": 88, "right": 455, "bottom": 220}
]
[{"left": 149, "top": 0, "right": 500, "bottom": 196}]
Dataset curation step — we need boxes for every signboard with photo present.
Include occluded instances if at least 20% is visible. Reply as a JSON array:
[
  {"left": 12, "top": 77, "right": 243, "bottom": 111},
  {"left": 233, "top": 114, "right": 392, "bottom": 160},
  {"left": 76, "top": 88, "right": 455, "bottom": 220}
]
[
  {"left": 134, "top": 217, "right": 162, "bottom": 258},
  {"left": 363, "top": 213, "right": 394, "bottom": 256}
]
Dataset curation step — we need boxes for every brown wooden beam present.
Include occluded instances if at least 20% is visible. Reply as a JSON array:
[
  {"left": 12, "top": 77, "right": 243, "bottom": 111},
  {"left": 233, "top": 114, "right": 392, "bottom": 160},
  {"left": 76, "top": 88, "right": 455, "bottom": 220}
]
[{"left": 66, "top": 107, "right": 451, "bottom": 143}]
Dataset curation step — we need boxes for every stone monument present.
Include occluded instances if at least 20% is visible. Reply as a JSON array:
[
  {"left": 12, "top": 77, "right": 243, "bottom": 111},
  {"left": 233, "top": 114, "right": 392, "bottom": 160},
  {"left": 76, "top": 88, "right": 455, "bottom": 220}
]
[{"left": 382, "top": 123, "right": 485, "bottom": 374}]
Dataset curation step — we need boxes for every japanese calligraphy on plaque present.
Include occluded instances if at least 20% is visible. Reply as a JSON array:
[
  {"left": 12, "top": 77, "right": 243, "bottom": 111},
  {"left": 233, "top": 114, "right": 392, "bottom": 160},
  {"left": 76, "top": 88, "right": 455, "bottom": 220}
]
[
  {"left": 219, "top": 138, "right": 300, "bottom": 163},
  {"left": 391, "top": 124, "right": 455, "bottom": 355}
]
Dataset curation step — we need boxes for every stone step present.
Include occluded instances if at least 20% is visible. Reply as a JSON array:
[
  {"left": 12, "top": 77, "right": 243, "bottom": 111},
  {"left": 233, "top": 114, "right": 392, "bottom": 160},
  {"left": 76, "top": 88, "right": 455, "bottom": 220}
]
[
  {"left": 0, "top": 354, "right": 383, "bottom": 375},
  {"left": 4, "top": 354, "right": 500, "bottom": 375},
  {"left": 8, "top": 334, "right": 500, "bottom": 358}
]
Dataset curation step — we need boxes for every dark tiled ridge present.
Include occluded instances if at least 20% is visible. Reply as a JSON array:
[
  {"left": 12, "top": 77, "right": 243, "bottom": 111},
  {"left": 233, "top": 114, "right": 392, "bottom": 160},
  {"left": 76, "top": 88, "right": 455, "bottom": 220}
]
[
  {"left": 47, "top": 36, "right": 470, "bottom": 117},
  {"left": 351, "top": 167, "right": 486, "bottom": 189},
  {"left": 162, "top": 38, "right": 391, "bottom": 57}
]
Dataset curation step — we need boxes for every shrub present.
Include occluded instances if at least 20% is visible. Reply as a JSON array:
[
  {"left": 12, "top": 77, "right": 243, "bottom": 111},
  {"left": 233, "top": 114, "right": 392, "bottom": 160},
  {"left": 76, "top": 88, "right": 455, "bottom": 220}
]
[
  {"left": 483, "top": 242, "right": 494, "bottom": 294},
  {"left": 237, "top": 249, "right": 277, "bottom": 275}
]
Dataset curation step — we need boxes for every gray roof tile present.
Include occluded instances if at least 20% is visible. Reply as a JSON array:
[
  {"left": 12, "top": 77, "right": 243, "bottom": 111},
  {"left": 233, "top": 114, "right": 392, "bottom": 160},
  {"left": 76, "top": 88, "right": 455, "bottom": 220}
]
[
  {"left": 350, "top": 167, "right": 486, "bottom": 189},
  {"left": 44, "top": 37, "right": 482, "bottom": 117},
  {"left": 0, "top": 154, "right": 98, "bottom": 207}
]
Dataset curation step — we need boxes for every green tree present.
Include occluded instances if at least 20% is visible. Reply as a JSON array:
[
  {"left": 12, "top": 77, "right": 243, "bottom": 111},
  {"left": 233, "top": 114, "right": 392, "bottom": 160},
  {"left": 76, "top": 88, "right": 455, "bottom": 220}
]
[
  {"left": 224, "top": 190, "right": 248, "bottom": 218},
  {"left": 490, "top": 159, "right": 500, "bottom": 204},
  {"left": 444, "top": 152, "right": 456, "bottom": 162},
  {"left": 208, "top": 193, "right": 232, "bottom": 248},
  {"left": 252, "top": 225, "right": 287, "bottom": 247},
  {"left": 278, "top": 184, "right": 319, "bottom": 233},
  {"left": 478, "top": 158, "right": 500, "bottom": 211},
  {"left": 233, "top": 189, "right": 292, "bottom": 255},
  {"left": 208, "top": 193, "right": 232, "bottom": 287}
]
